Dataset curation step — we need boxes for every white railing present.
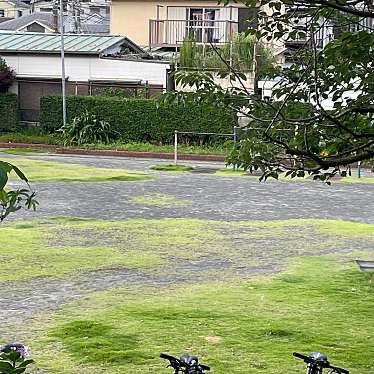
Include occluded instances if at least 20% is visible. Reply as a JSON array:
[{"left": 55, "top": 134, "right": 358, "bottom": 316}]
[{"left": 149, "top": 19, "right": 238, "bottom": 47}]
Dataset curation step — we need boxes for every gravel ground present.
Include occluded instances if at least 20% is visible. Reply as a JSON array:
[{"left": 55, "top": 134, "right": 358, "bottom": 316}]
[{"left": 3, "top": 153, "right": 374, "bottom": 223}]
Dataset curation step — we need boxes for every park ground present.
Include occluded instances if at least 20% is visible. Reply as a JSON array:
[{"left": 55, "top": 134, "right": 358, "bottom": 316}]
[{"left": 0, "top": 150, "right": 373, "bottom": 374}]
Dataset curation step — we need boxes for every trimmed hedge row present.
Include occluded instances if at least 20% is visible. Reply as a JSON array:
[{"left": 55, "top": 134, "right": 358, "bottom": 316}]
[
  {"left": 40, "top": 96, "right": 236, "bottom": 143},
  {"left": 0, "top": 93, "right": 19, "bottom": 132}
]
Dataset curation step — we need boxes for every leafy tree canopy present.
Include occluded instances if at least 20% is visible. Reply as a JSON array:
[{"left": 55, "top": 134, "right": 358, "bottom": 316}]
[
  {"left": 167, "top": 0, "right": 374, "bottom": 182},
  {"left": 0, "top": 57, "right": 15, "bottom": 93}
]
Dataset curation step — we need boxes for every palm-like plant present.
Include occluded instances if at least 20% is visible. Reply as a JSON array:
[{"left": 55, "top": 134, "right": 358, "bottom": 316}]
[{"left": 59, "top": 111, "right": 119, "bottom": 146}]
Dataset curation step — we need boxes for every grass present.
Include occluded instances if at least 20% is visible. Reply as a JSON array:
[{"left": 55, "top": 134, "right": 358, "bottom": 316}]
[
  {"left": 82, "top": 142, "right": 229, "bottom": 156},
  {"left": 130, "top": 193, "right": 191, "bottom": 208},
  {"left": 28, "top": 255, "right": 374, "bottom": 374},
  {"left": 149, "top": 164, "right": 194, "bottom": 172},
  {"left": 2, "top": 216, "right": 373, "bottom": 282},
  {"left": 0, "top": 131, "right": 59, "bottom": 145},
  {"left": 0, "top": 147, "right": 49, "bottom": 155},
  {"left": 0, "top": 131, "right": 229, "bottom": 155},
  {"left": 6, "top": 158, "right": 153, "bottom": 183},
  {"left": 2, "top": 217, "right": 373, "bottom": 374},
  {"left": 0, "top": 219, "right": 163, "bottom": 282}
]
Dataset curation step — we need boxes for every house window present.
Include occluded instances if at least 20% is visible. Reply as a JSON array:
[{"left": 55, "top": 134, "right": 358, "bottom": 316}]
[
  {"left": 17, "top": 10, "right": 23, "bottom": 17},
  {"left": 0, "top": 9, "right": 4, "bottom": 17},
  {"left": 186, "top": 8, "right": 220, "bottom": 43},
  {"left": 40, "top": 8, "right": 52, "bottom": 12}
]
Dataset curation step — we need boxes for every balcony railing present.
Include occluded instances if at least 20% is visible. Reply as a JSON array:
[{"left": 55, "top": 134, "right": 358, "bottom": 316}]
[{"left": 149, "top": 19, "right": 238, "bottom": 48}]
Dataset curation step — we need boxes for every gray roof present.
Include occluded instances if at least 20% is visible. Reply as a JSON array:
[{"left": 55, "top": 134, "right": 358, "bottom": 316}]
[
  {"left": 0, "top": 32, "right": 144, "bottom": 55},
  {"left": 7, "top": 0, "right": 30, "bottom": 8},
  {"left": 0, "top": 12, "right": 55, "bottom": 31},
  {"left": 0, "top": 12, "right": 110, "bottom": 34}
]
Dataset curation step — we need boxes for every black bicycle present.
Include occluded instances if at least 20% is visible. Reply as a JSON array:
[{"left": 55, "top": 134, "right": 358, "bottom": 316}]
[
  {"left": 293, "top": 352, "right": 349, "bottom": 374},
  {"left": 160, "top": 353, "right": 210, "bottom": 374}
]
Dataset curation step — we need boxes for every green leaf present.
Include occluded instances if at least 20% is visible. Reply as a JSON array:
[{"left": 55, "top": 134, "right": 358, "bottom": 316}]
[
  {"left": 0, "top": 165, "right": 8, "bottom": 190},
  {"left": 10, "top": 165, "right": 28, "bottom": 183},
  {"left": 0, "top": 361, "right": 14, "bottom": 371}
]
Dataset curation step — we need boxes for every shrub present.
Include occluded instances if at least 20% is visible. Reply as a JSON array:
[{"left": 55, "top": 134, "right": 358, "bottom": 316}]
[
  {"left": 0, "top": 58, "right": 15, "bottom": 93},
  {"left": 40, "top": 96, "right": 236, "bottom": 144},
  {"left": 0, "top": 93, "right": 19, "bottom": 132},
  {"left": 0, "top": 344, "right": 33, "bottom": 374},
  {"left": 59, "top": 110, "right": 119, "bottom": 145}
]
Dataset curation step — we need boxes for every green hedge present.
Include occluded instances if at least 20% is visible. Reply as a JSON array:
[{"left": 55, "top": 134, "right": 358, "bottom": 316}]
[
  {"left": 0, "top": 93, "right": 19, "bottom": 132},
  {"left": 40, "top": 96, "right": 236, "bottom": 143}
]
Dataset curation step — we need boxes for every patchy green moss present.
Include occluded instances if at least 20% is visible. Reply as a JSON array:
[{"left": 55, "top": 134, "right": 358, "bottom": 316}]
[
  {"left": 0, "top": 148, "right": 49, "bottom": 155},
  {"left": 7, "top": 158, "right": 153, "bottom": 182},
  {"left": 130, "top": 193, "right": 191, "bottom": 208},
  {"left": 149, "top": 164, "right": 194, "bottom": 172},
  {"left": 29, "top": 255, "right": 374, "bottom": 374}
]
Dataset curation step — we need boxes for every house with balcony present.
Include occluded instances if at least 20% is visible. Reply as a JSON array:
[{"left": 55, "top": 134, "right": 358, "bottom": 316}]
[{"left": 110, "top": 1, "right": 257, "bottom": 49}]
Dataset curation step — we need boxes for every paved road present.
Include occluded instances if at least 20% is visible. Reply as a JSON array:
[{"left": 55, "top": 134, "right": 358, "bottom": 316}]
[{"left": 4, "top": 153, "right": 374, "bottom": 223}]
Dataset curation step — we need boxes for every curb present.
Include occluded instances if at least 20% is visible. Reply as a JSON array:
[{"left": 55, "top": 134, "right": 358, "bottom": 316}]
[{"left": 0, "top": 143, "right": 226, "bottom": 162}]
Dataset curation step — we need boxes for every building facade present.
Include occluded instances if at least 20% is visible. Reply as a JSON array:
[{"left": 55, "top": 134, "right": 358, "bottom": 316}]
[{"left": 111, "top": 1, "right": 256, "bottom": 47}]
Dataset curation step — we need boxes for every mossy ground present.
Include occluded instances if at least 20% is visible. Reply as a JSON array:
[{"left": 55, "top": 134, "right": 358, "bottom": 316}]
[
  {"left": 1, "top": 153, "right": 373, "bottom": 374},
  {"left": 130, "top": 193, "right": 191, "bottom": 207},
  {"left": 1, "top": 217, "right": 373, "bottom": 374},
  {"left": 0, "top": 148, "right": 49, "bottom": 155},
  {"left": 149, "top": 164, "right": 194, "bottom": 172},
  {"left": 27, "top": 255, "right": 374, "bottom": 374},
  {"left": 6, "top": 158, "right": 153, "bottom": 182}
]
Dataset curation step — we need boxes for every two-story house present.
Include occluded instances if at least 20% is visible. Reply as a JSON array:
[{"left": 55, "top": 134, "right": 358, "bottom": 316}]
[
  {"left": 0, "top": 0, "right": 30, "bottom": 18},
  {"left": 111, "top": 1, "right": 257, "bottom": 48}
]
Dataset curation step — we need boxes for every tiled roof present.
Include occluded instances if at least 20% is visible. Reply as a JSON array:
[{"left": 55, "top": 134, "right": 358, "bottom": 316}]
[{"left": 0, "top": 12, "right": 110, "bottom": 34}]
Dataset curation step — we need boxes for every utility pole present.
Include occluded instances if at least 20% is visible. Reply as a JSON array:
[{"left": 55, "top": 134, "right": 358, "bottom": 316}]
[{"left": 59, "top": 0, "right": 67, "bottom": 127}]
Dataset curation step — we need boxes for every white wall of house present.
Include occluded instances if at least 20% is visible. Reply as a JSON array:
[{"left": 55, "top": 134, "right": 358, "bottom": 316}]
[{"left": 2, "top": 54, "right": 170, "bottom": 87}]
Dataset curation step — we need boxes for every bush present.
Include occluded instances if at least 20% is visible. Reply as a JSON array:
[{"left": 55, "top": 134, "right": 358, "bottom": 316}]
[
  {"left": 0, "top": 57, "right": 15, "bottom": 93},
  {"left": 40, "top": 96, "right": 236, "bottom": 144},
  {"left": 0, "top": 93, "right": 19, "bottom": 132},
  {"left": 59, "top": 110, "right": 119, "bottom": 145}
]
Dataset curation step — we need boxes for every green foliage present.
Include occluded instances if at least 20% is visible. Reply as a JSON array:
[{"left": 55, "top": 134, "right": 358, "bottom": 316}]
[
  {"left": 59, "top": 111, "right": 120, "bottom": 146},
  {"left": 172, "top": 1, "right": 374, "bottom": 182},
  {"left": 0, "top": 94, "right": 19, "bottom": 132},
  {"left": 0, "top": 130, "right": 58, "bottom": 145},
  {"left": 179, "top": 35, "right": 201, "bottom": 68},
  {"left": 0, "top": 346, "right": 33, "bottom": 374},
  {"left": 178, "top": 33, "right": 274, "bottom": 72},
  {"left": 40, "top": 96, "right": 236, "bottom": 144},
  {"left": 92, "top": 87, "right": 149, "bottom": 99},
  {"left": 0, "top": 58, "right": 15, "bottom": 93},
  {"left": 0, "top": 160, "right": 38, "bottom": 222}
]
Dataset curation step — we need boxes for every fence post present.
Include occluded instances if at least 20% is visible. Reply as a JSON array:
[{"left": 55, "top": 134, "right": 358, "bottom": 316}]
[
  {"left": 174, "top": 130, "right": 178, "bottom": 166},
  {"left": 145, "top": 80, "right": 150, "bottom": 99},
  {"left": 233, "top": 126, "right": 238, "bottom": 171}
]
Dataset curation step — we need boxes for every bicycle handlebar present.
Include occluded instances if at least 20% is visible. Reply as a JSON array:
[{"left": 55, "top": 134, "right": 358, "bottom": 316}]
[
  {"left": 293, "top": 353, "right": 349, "bottom": 374},
  {"left": 160, "top": 353, "right": 210, "bottom": 372},
  {"left": 160, "top": 353, "right": 180, "bottom": 362}
]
